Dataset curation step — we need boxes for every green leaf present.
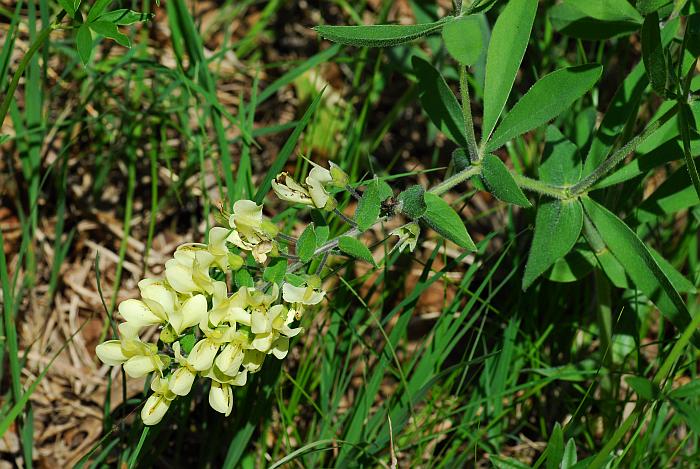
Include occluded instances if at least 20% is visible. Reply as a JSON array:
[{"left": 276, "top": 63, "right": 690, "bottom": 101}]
[
  {"left": 637, "top": 0, "right": 672, "bottom": 15},
  {"left": 89, "top": 21, "right": 131, "bottom": 48},
  {"left": 314, "top": 18, "right": 451, "bottom": 48},
  {"left": 356, "top": 182, "right": 381, "bottom": 231},
  {"left": 441, "top": 16, "right": 483, "bottom": 66},
  {"left": 625, "top": 376, "right": 658, "bottom": 400},
  {"left": 284, "top": 273, "right": 306, "bottom": 287},
  {"left": 641, "top": 13, "right": 667, "bottom": 96},
  {"left": 583, "top": 17, "right": 679, "bottom": 176},
  {"left": 669, "top": 398, "right": 700, "bottom": 434},
  {"left": 263, "top": 258, "right": 287, "bottom": 285},
  {"left": 637, "top": 166, "right": 700, "bottom": 221},
  {"left": 486, "top": 64, "right": 603, "bottom": 152},
  {"left": 549, "top": 2, "right": 641, "bottom": 40},
  {"left": 649, "top": 248, "right": 696, "bottom": 294},
  {"left": 371, "top": 179, "right": 394, "bottom": 202},
  {"left": 338, "top": 236, "right": 376, "bottom": 266},
  {"left": 98, "top": 9, "right": 155, "bottom": 25},
  {"left": 566, "top": 0, "right": 643, "bottom": 23},
  {"left": 76, "top": 24, "right": 93, "bottom": 65},
  {"left": 581, "top": 197, "right": 697, "bottom": 343},
  {"left": 668, "top": 379, "right": 700, "bottom": 399},
  {"left": 482, "top": 0, "right": 538, "bottom": 140},
  {"left": 562, "top": 439, "right": 578, "bottom": 469},
  {"left": 523, "top": 199, "right": 584, "bottom": 290},
  {"left": 421, "top": 192, "right": 476, "bottom": 251},
  {"left": 412, "top": 56, "right": 468, "bottom": 147},
  {"left": 179, "top": 333, "right": 197, "bottom": 354},
  {"left": 452, "top": 148, "right": 470, "bottom": 172},
  {"left": 398, "top": 185, "right": 427, "bottom": 219},
  {"left": 58, "top": 0, "right": 80, "bottom": 17},
  {"left": 547, "top": 247, "right": 596, "bottom": 283},
  {"left": 87, "top": 0, "right": 112, "bottom": 23},
  {"left": 678, "top": 102, "right": 700, "bottom": 199},
  {"left": 297, "top": 224, "right": 317, "bottom": 262},
  {"left": 540, "top": 126, "right": 582, "bottom": 185},
  {"left": 546, "top": 423, "right": 564, "bottom": 469},
  {"left": 234, "top": 268, "right": 254, "bottom": 288},
  {"left": 481, "top": 154, "right": 531, "bottom": 207},
  {"left": 315, "top": 225, "right": 329, "bottom": 247}
]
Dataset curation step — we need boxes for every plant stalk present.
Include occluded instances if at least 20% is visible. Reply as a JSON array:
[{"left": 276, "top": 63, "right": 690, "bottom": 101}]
[
  {"left": 571, "top": 105, "right": 677, "bottom": 195},
  {"left": 459, "top": 66, "right": 479, "bottom": 162},
  {"left": 0, "top": 11, "right": 65, "bottom": 127}
]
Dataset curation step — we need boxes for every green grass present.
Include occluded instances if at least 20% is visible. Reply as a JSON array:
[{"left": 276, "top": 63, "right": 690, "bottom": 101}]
[{"left": 0, "top": 1, "right": 699, "bottom": 468}]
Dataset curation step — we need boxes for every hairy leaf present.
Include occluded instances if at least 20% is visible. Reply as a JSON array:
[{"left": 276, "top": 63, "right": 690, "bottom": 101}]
[
  {"left": 413, "top": 56, "right": 468, "bottom": 147},
  {"left": 356, "top": 183, "right": 381, "bottom": 231},
  {"left": 442, "top": 16, "right": 483, "bottom": 66},
  {"left": 523, "top": 199, "right": 583, "bottom": 290},
  {"left": 487, "top": 64, "right": 603, "bottom": 152},
  {"left": 314, "top": 18, "right": 451, "bottom": 48},
  {"left": 540, "top": 126, "right": 582, "bottom": 185},
  {"left": 421, "top": 193, "right": 476, "bottom": 251},
  {"left": 481, "top": 154, "right": 531, "bottom": 207},
  {"left": 338, "top": 236, "right": 376, "bottom": 266},
  {"left": 482, "top": 0, "right": 538, "bottom": 140},
  {"left": 641, "top": 13, "right": 667, "bottom": 96},
  {"left": 297, "top": 224, "right": 317, "bottom": 262},
  {"left": 398, "top": 185, "right": 427, "bottom": 219},
  {"left": 581, "top": 197, "right": 697, "bottom": 343}
]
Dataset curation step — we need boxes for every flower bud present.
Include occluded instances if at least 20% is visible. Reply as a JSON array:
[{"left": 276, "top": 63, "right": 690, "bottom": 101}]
[
  {"left": 159, "top": 325, "right": 177, "bottom": 344},
  {"left": 228, "top": 253, "right": 244, "bottom": 271},
  {"left": 329, "top": 162, "right": 349, "bottom": 187}
]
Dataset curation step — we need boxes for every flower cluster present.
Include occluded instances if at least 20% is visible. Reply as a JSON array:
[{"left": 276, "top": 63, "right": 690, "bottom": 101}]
[
  {"left": 96, "top": 198, "right": 325, "bottom": 425},
  {"left": 271, "top": 160, "right": 348, "bottom": 211}
]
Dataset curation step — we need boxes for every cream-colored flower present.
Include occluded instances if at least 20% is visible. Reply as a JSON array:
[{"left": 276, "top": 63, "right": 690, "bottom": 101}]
[
  {"left": 282, "top": 283, "right": 325, "bottom": 306},
  {"left": 168, "top": 293, "right": 208, "bottom": 335},
  {"left": 142, "top": 375, "right": 176, "bottom": 425},
  {"left": 188, "top": 322, "right": 237, "bottom": 371},
  {"left": 306, "top": 165, "right": 335, "bottom": 210},
  {"left": 389, "top": 222, "right": 420, "bottom": 254},
  {"left": 117, "top": 298, "right": 165, "bottom": 328},
  {"left": 169, "top": 341, "right": 197, "bottom": 396},
  {"left": 203, "top": 365, "right": 248, "bottom": 416},
  {"left": 272, "top": 172, "right": 314, "bottom": 205},
  {"left": 207, "top": 226, "right": 233, "bottom": 270},
  {"left": 138, "top": 279, "right": 178, "bottom": 322},
  {"left": 242, "top": 349, "right": 265, "bottom": 373},
  {"left": 227, "top": 200, "right": 276, "bottom": 263},
  {"left": 96, "top": 323, "right": 169, "bottom": 378},
  {"left": 165, "top": 244, "right": 216, "bottom": 294}
]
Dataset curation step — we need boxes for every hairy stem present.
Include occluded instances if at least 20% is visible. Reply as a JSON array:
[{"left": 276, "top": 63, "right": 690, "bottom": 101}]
[
  {"left": 428, "top": 166, "right": 481, "bottom": 195},
  {"left": 571, "top": 105, "right": 677, "bottom": 195},
  {"left": 460, "top": 66, "right": 479, "bottom": 162}
]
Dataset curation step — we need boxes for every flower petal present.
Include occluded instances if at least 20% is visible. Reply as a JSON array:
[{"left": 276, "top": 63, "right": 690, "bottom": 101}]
[
  {"left": 169, "top": 367, "right": 196, "bottom": 396},
  {"left": 141, "top": 393, "right": 171, "bottom": 426},
  {"left": 271, "top": 336, "right": 289, "bottom": 359},
  {"left": 123, "top": 355, "right": 158, "bottom": 378},
  {"left": 209, "top": 381, "right": 233, "bottom": 416},
  {"left": 118, "top": 299, "right": 163, "bottom": 326},
  {"left": 188, "top": 339, "right": 219, "bottom": 371},
  {"left": 95, "top": 340, "right": 128, "bottom": 365},
  {"left": 165, "top": 259, "right": 198, "bottom": 293}
]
